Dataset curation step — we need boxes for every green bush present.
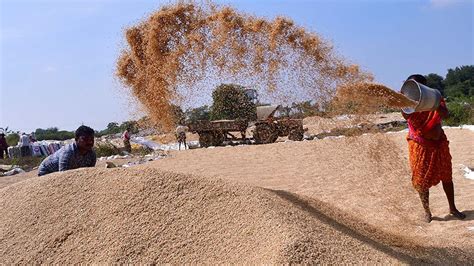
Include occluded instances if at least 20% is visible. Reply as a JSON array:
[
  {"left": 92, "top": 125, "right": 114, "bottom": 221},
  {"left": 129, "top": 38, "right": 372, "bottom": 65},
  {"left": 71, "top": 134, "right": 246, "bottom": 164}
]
[
  {"left": 97, "top": 120, "right": 141, "bottom": 137},
  {"left": 6, "top": 133, "right": 19, "bottom": 146},
  {"left": 445, "top": 97, "right": 474, "bottom": 126},
  {"left": 444, "top": 65, "right": 474, "bottom": 98},
  {"left": 289, "top": 101, "right": 323, "bottom": 118},
  {"left": 210, "top": 84, "right": 256, "bottom": 121},
  {"left": 1, "top": 156, "right": 45, "bottom": 171},
  {"left": 94, "top": 142, "right": 121, "bottom": 157},
  {"left": 35, "top": 127, "right": 74, "bottom": 141},
  {"left": 185, "top": 105, "right": 211, "bottom": 123}
]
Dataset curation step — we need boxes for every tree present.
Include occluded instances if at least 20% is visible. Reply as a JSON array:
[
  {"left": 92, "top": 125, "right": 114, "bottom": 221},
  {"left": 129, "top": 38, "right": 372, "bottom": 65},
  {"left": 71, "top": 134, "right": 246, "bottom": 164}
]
[
  {"left": 291, "top": 100, "right": 320, "bottom": 118},
  {"left": 6, "top": 133, "right": 20, "bottom": 147},
  {"left": 0, "top": 127, "right": 19, "bottom": 146},
  {"left": 444, "top": 65, "right": 474, "bottom": 86},
  {"left": 34, "top": 127, "right": 74, "bottom": 141},
  {"left": 444, "top": 65, "right": 474, "bottom": 98},
  {"left": 106, "top": 122, "right": 120, "bottom": 134},
  {"left": 119, "top": 120, "right": 139, "bottom": 133},
  {"left": 35, "top": 127, "right": 58, "bottom": 135},
  {"left": 185, "top": 105, "right": 211, "bottom": 123},
  {"left": 445, "top": 81, "right": 472, "bottom": 98},
  {"left": 210, "top": 84, "right": 256, "bottom": 121},
  {"left": 425, "top": 73, "right": 445, "bottom": 96},
  {"left": 171, "top": 104, "right": 186, "bottom": 125}
]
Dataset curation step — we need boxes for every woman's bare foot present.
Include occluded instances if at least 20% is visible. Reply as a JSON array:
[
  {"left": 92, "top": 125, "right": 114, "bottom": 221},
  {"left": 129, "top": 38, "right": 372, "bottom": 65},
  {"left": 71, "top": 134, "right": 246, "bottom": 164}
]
[
  {"left": 424, "top": 212, "right": 432, "bottom": 223},
  {"left": 450, "top": 209, "right": 466, "bottom": 220}
]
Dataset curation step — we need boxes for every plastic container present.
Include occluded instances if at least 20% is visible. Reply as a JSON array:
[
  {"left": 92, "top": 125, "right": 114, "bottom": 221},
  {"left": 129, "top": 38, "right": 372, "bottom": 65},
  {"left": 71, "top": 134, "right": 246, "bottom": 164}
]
[{"left": 401, "top": 79, "right": 441, "bottom": 114}]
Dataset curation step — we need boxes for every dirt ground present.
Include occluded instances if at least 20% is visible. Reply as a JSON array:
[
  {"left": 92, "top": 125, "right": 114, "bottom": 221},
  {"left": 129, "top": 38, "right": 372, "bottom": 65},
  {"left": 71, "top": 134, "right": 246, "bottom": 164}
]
[
  {"left": 147, "top": 127, "right": 474, "bottom": 262},
  {"left": 1, "top": 115, "right": 473, "bottom": 263}
]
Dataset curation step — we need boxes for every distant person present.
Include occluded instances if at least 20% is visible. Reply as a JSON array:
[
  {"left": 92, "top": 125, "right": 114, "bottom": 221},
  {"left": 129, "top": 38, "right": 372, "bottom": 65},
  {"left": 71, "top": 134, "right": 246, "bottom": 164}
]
[
  {"left": 0, "top": 133, "right": 8, "bottom": 159},
  {"left": 29, "top": 132, "right": 37, "bottom": 143},
  {"left": 175, "top": 125, "right": 188, "bottom": 150},
  {"left": 402, "top": 74, "right": 465, "bottom": 223},
  {"left": 38, "top": 125, "right": 96, "bottom": 176},
  {"left": 122, "top": 128, "right": 132, "bottom": 153},
  {"left": 19, "top": 132, "right": 31, "bottom": 157}
]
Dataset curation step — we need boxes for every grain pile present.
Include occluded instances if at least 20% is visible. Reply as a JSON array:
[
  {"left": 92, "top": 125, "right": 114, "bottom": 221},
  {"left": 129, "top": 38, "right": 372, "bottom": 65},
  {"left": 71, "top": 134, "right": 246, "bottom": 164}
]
[
  {"left": 1, "top": 127, "right": 472, "bottom": 264},
  {"left": 1, "top": 168, "right": 399, "bottom": 264},
  {"left": 116, "top": 2, "right": 372, "bottom": 129},
  {"left": 147, "top": 129, "right": 474, "bottom": 264}
]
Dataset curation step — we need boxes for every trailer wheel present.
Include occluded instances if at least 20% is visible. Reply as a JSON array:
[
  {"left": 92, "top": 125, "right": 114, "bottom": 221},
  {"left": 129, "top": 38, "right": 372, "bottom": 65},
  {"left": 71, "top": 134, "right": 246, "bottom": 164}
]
[
  {"left": 199, "top": 132, "right": 224, "bottom": 147},
  {"left": 254, "top": 123, "right": 278, "bottom": 144},
  {"left": 199, "top": 132, "right": 212, "bottom": 147},
  {"left": 212, "top": 132, "right": 225, "bottom": 146}
]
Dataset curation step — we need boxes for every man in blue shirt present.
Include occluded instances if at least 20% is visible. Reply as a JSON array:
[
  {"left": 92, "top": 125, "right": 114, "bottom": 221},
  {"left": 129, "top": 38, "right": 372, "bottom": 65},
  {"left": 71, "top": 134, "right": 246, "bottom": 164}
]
[{"left": 38, "top": 125, "right": 96, "bottom": 176}]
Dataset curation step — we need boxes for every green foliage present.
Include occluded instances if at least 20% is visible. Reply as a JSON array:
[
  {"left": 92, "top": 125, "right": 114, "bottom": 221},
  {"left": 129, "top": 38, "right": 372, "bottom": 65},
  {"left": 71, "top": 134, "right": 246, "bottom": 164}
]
[
  {"left": 423, "top": 65, "right": 474, "bottom": 99},
  {"left": 425, "top": 73, "right": 445, "bottom": 96},
  {"left": 444, "top": 97, "right": 474, "bottom": 126},
  {"left": 185, "top": 105, "right": 211, "bottom": 123},
  {"left": 444, "top": 66, "right": 474, "bottom": 86},
  {"left": 94, "top": 142, "right": 121, "bottom": 157},
  {"left": 97, "top": 120, "right": 140, "bottom": 136},
  {"left": 120, "top": 120, "right": 139, "bottom": 133},
  {"left": 106, "top": 122, "right": 120, "bottom": 133},
  {"left": 289, "top": 101, "right": 321, "bottom": 118},
  {"left": 35, "top": 127, "right": 75, "bottom": 141},
  {"left": 1, "top": 156, "right": 45, "bottom": 171},
  {"left": 6, "top": 133, "right": 19, "bottom": 146},
  {"left": 420, "top": 65, "right": 474, "bottom": 126},
  {"left": 443, "top": 65, "right": 474, "bottom": 98},
  {"left": 210, "top": 84, "right": 256, "bottom": 121},
  {"left": 171, "top": 104, "right": 186, "bottom": 125},
  {"left": 445, "top": 80, "right": 472, "bottom": 98}
]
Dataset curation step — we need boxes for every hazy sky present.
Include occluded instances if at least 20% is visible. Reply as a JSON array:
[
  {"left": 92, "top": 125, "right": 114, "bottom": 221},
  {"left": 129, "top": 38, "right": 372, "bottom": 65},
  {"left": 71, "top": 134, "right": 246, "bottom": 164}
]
[{"left": 1, "top": 0, "right": 472, "bottom": 133}]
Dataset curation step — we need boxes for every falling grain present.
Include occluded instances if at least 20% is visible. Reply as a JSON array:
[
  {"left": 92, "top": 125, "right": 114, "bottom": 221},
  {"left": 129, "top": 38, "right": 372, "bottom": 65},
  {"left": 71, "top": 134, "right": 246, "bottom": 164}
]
[{"left": 116, "top": 2, "right": 372, "bottom": 129}]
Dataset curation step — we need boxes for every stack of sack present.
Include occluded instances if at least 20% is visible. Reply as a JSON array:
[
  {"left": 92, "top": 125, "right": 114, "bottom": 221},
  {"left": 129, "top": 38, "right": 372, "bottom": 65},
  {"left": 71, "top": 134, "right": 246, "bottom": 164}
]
[
  {"left": 7, "top": 141, "right": 64, "bottom": 158},
  {"left": 30, "top": 141, "right": 63, "bottom": 157}
]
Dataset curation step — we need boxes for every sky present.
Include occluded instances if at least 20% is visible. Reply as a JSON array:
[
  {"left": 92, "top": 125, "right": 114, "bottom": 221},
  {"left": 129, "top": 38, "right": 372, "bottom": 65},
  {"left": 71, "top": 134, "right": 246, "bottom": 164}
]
[{"left": 1, "top": 0, "right": 473, "bottom": 133}]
